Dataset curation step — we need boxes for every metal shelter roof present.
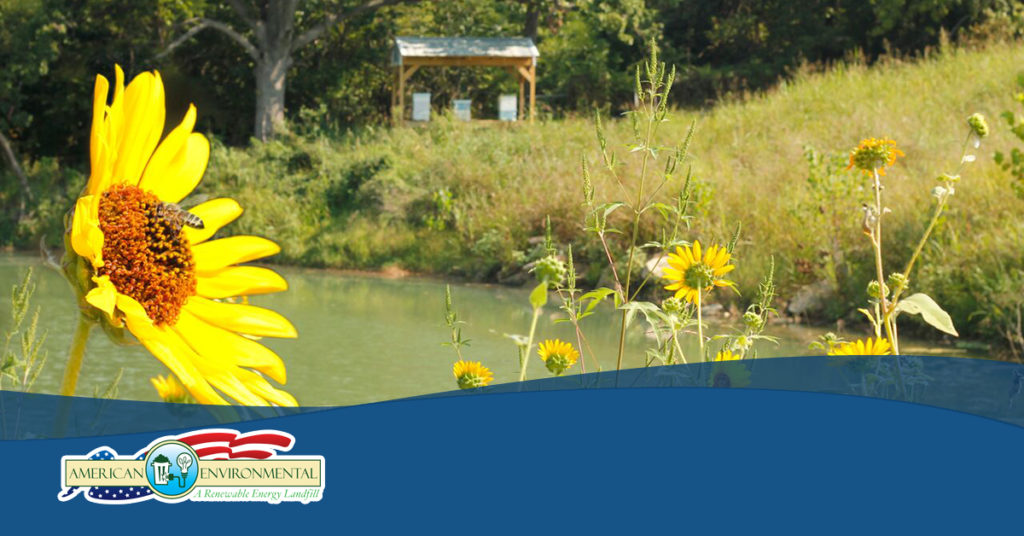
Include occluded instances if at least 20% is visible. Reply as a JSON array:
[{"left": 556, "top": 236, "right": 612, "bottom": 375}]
[{"left": 392, "top": 37, "right": 539, "bottom": 65}]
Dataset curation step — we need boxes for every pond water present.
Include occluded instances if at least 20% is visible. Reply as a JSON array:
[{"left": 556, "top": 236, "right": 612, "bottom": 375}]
[{"left": 0, "top": 253, "right": 978, "bottom": 405}]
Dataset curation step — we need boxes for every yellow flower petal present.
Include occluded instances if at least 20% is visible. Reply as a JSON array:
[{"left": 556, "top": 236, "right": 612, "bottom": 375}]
[
  {"left": 142, "top": 132, "right": 208, "bottom": 203},
  {"left": 174, "top": 309, "right": 289, "bottom": 384},
  {"left": 138, "top": 104, "right": 208, "bottom": 203},
  {"left": 84, "top": 276, "right": 117, "bottom": 317},
  {"left": 70, "top": 196, "right": 103, "bottom": 264},
  {"left": 87, "top": 75, "right": 110, "bottom": 196},
  {"left": 205, "top": 372, "right": 269, "bottom": 406},
  {"left": 184, "top": 296, "right": 297, "bottom": 338},
  {"left": 714, "top": 264, "right": 736, "bottom": 276},
  {"left": 196, "top": 266, "right": 289, "bottom": 298},
  {"left": 111, "top": 71, "right": 165, "bottom": 187},
  {"left": 192, "top": 236, "right": 281, "bottom": 274},
  {"left": 182, "top": 198, "right": 243, "bottom": 244},
  {"left": 235, "top": 368, "right": 299, "bottom": 407},
  {"left": 118, "top": 295, "right": 228, "bottom": 405}
]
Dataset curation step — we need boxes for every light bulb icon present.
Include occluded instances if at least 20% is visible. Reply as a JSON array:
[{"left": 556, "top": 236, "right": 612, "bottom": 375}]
[{"left": 176, "top": 452, "right": 194, "bottom": 488}]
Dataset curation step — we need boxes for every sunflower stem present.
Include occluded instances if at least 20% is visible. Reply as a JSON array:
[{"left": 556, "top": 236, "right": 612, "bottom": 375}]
[
  {"left": 519, "top": 306, "right": 542, "bottom": 382},
  {"left": 696, "top": 291, "right": 705, "bottom": 360},
  {"left": 59, "top": 314, "right": 93, "bottom": 397}
]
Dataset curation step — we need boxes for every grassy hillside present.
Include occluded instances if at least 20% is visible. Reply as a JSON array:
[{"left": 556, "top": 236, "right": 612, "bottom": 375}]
[{"left": 199, "top": 41, "right": 1024, "bottom": 350}]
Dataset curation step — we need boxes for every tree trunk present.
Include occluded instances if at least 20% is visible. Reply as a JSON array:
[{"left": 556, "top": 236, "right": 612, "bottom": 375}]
[
  {"left": 524, "top": 3, "right": 540, "bottom": 41},
  {"left": 0, "top": 130, "right": 32, "bottom": 216},
  {"left": 254, "top": 54, "right": 291, "bottom": 141},
  {"left": 252, "top": 1, "right": 297, "bottom": 141}
]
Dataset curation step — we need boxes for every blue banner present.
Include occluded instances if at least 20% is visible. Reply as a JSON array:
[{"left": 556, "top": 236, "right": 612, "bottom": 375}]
[{"left": 3, "top": 355, "right": 1023, "bottom": 532}]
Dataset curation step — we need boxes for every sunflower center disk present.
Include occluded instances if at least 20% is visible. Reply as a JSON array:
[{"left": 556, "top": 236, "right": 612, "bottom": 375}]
[{"left": 97, "top": 184, "right": 196, "bottom": 326}]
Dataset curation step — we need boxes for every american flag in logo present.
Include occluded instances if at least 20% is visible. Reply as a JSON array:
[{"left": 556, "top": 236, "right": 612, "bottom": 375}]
[{"left": 58, "top": 428, "right": 295, "bottom": 504}]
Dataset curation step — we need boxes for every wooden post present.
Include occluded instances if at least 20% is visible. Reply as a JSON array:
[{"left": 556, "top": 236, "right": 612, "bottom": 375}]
[
  {"left": 397, "top": 65, "right": 405, "bottom": 123},
  {"left": 518, "top": 75, "right": 525, "bottom": 121},
  {"left": 391, "top": 66, "right": 399, "bottom": 124},
  {"left": 528, "top": 63, "right": 536, "bottom": 122}
]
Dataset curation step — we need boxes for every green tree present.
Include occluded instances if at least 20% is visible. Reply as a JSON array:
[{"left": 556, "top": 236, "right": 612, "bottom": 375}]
[
  {"left": 0, "top": 0, "right": 66, "bottom": 215},
  {"left": 160, "top": 0, "right": 422, "bottom": 140}
]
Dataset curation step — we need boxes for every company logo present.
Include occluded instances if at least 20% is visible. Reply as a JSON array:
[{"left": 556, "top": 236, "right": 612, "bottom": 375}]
[{"left": 59, "top": 429, "right": 324, "bottom": 504}]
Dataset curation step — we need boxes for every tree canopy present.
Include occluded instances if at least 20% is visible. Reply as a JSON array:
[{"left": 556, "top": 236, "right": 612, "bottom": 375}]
[{"left": 0, "top": 0, "right": 1018, "bottom": 165}]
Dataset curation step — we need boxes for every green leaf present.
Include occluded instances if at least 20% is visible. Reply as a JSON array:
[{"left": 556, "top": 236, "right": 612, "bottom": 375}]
[
  {"left": 529, "top": 282, "right": 548, "bottom": 310},
  {"left": 580, "top": 287, "right": 616, "bottom": 314},
  {"left": 857, "top": 308, "right": 879, "bottom": 333},
  {"left": 619, "top": 301, "right": 661, "bottom": 314},
  {"left": 599, "top": 201, "right": 626, "bottom": 220},
  {"left": 894, "top": 293, "right": 959, "bottom": 336},
  {"left": 650, "top": 202, "right": 674, "bottom": 221}
]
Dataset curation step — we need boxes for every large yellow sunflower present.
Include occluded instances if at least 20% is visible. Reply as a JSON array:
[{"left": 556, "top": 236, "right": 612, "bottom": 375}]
[
  {"left": 65, "top": 66, "right": 297, "bottom": 406},
  {"left": 662, "top": 240, "right": 735, "bottom": 304}
]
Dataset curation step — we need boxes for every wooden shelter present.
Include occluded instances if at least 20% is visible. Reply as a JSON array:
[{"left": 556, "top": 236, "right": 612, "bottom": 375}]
[{"left": 391, "top": 37, "right": 539, "bottom": 123}]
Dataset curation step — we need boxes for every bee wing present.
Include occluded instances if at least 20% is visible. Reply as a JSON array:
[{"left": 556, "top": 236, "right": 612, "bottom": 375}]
[{"left": 179, "top": 194, "right": 211, "bottom": 209}]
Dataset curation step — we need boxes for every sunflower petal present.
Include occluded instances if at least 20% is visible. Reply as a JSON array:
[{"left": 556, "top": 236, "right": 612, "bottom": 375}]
[
  {"left": 196, "top": 266, "right": 288, "bottom": 299},
  {"left": 193, "top": 236, "right": 281, "bottom": 274},
  {"left": 206, "top": 373, "right": 269, "bottom": 406},
  {"left": 87, "top": 74, "right": 111, "bottom": 196},
  {"left": 714, "top": 264, "right": 736, "bottom": 276},
  {"left": 107, "top": 65, "right": 125, "bottom": 156},
  {"left": 85, "top": 276, "right": 117, "bottom": 317},
  {"left": 139, "top": 105, "right": 209, "bottom": 203},
  {"left": 143, "top": 132, "right": 208, "bottom": 203},
  {"left": 236, "top": 369, "right": 299, "bottom": 407},
  {"left": 71, "top": 196, "right": 103, "bottom": 264},
  {"left": 182, "top": 198, "right": 243, "bottom": 244},
  {"left": 111, "top": 71, "right": 166, "bottom": 187},
  {"left": 184, "top": 296, "right": 297, "bottom": 338},
  {"left": 175, "top": 309, "right": 288, "bottom": 383},
  {"left": 117, "top": 294, "right": 228, "bottom": 405}
]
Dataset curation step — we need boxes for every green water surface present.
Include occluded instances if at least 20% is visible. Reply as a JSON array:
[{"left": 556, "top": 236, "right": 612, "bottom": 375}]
[{"left": 0, "top": 253, "right": 975, "bottom": 405}]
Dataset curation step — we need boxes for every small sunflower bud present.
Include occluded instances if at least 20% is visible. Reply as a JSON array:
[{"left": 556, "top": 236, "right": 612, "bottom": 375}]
[
  {"left": 742, "top": 311, "right": 763, "bottom": 331},
  {"left": 662, "top": 296, "right": 684, "bottom": 315},
  {"left": 967, "top": 113, "right": 989, "bottom": 139},
  {"left": 533, "top": 255, "right": 567, "bottom": 286},
  {"left": 457, "top": 374, "right": 488, "bottom": 390},
  {"left": 867, "top": 280, "right": 889, "bottom": 300},
  {"left": 887, "top": 272, "right": 909, "bottom": 295},
  {"left": 537, "top": 339, "right": 579, "bottom": 376},
  {"left": 544, "top": 353, "right": 573, "bottom": 375},
  {"left": 453, "top": 360, "right": 494, "bottom": 390}
]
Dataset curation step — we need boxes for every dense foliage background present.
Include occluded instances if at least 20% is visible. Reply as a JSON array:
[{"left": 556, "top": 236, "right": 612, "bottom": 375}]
[
  {"left": 3, "top": 0, "right": 1022, "bottom": 158},
  {"left": 2, "top": 0, "right": 1024, "bottom": 353}
]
